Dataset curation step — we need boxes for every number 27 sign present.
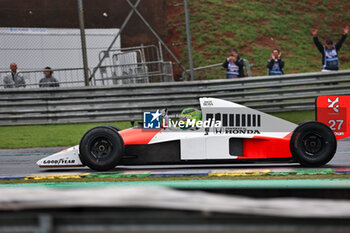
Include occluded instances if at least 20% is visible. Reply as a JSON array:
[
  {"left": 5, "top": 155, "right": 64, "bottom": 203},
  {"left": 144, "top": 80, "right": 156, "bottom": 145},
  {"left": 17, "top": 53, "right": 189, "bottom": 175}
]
[{"left": 316, "top": 95, "right": 349, "bottom": 140}]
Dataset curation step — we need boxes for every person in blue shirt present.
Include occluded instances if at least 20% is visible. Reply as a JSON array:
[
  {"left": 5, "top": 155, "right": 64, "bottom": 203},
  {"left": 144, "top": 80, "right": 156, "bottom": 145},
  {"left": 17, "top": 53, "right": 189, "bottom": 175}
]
[
  {"left": 267, "top": 49, "right": 284, "bottom": 75},
  {"left": 311, "top": 26, "right": 348, "bottom": 71},
  {"left": 222, "top": 48, "right": 245, "bottom": 78}
]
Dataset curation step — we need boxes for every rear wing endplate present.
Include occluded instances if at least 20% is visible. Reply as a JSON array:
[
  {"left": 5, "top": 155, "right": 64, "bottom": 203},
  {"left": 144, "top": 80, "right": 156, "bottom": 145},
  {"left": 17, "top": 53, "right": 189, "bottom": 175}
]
[{"left": 316, "top": 95, "right": 350, "bottom": 140}]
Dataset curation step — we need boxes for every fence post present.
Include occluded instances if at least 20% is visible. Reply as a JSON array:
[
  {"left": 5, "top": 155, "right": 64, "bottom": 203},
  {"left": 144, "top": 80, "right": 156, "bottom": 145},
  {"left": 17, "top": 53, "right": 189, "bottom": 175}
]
[
  {"left": 243, "top": 59, "right": 253, "bottom": 77},
  {"left": 158, "top": 41, "right": 164, "bottom": 62},
  {"left": 184, "top": 0, "right": 194, "bottom": 81},
  {"left": 77, "top": 0, "right": 89, "bottom": 86}
]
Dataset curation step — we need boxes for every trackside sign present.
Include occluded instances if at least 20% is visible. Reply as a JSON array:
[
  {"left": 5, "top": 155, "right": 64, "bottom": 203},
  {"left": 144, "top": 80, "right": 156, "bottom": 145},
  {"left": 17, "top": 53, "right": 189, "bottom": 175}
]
[{"left": 316, "top": 95, "right": 349, "bottom": 140}]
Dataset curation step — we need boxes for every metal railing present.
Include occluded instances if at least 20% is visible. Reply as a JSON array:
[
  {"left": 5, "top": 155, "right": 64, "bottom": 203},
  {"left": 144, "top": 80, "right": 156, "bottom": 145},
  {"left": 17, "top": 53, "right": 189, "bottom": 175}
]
[
  {"left": 98, "top": 44, "right": 161, "bottom": 64},
  {"left": 0, "top": 70, "right": 349, "bottom": 125},
  {"left": 92, "top": 61, "right": 174, "bottom": 85},
  {"left": 182, "top": 59, "right": 254, "bottom": 80},
  {"left": 0, "top": 68, "right": 91, "bottom": 89},
  {"left": 91, "top": 44, "right": 172, "bottom": 85},
  {"left": 91, "top": 44, "right": 162, "bottom": 81}
]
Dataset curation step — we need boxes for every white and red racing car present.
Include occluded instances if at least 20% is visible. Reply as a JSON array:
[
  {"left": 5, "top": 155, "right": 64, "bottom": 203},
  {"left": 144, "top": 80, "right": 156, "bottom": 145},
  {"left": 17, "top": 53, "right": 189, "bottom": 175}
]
[{"left": 37, "top": 96, "right": 349, "bottom": 171}]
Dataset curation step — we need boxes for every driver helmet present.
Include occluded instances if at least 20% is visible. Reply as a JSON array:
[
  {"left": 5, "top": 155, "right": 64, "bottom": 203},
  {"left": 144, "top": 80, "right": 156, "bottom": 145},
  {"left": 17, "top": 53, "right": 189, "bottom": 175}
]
[{"left": 179, "top": 108, "right": 202, "bottom": 130}]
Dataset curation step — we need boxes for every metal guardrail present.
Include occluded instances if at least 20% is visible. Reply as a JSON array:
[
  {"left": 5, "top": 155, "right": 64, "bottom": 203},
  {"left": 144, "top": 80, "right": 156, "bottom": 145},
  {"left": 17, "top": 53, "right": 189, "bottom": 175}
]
[{"left": 0, "top": 70, "right": 350, "bottom": 125}]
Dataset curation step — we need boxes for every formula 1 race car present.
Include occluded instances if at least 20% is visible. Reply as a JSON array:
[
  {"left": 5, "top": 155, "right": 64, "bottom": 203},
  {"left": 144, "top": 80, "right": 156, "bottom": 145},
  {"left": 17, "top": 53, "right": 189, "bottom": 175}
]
[{"left": 37, "top": 96, "right": 349, "bottom": 171}]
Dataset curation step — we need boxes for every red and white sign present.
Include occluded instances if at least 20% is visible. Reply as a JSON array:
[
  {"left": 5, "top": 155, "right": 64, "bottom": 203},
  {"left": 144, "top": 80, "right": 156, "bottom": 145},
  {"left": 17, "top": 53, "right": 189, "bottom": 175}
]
[{"left": 316, "top": 95, "right": 350, "bottom": 140}]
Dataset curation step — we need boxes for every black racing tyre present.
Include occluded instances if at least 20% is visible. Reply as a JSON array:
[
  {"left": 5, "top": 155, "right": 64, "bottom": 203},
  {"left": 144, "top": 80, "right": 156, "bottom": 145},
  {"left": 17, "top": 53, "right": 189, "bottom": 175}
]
[
  {"left": 290, "top": 121, "right": 337, "bottom": 167},
  {"left": 79, "top": 126, "right": 124, "bottom": 171},
  {"left": 297, "top": 120, "right": 312, "bottom": 125},
  {"left": 104, "top": 125, "right": 121, "bottom": 131}
]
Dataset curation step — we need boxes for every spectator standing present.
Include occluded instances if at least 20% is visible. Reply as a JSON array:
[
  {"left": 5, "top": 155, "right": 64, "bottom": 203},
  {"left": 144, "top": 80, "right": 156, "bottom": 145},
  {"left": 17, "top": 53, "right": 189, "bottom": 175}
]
[
  {"left": 311, "top": 26, "right": 348, "bottom": 71},
  {"left": 222, "top": 48, "right": 245, "bottom": 78},
  {"left": 267, "top": 49, "right": 284, "bottom": 75},
  {"left": 3, "top": 63, "right": 26, "bottom": 88},
  {"left": 39, "top": 67, "right": 59, "bottom": 88}
]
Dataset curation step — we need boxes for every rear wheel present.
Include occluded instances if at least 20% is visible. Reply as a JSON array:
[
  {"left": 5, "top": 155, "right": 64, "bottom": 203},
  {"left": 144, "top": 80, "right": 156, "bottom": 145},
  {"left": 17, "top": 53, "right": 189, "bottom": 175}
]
[
  {"left": 79, "top": 126, "right": 124, "bottom": 171},
  {"left": 290, "top": 121, "right": 337, "bottom": 167},
  {"left": 105, "top": 125, "right": 121, "bottom": 131}
]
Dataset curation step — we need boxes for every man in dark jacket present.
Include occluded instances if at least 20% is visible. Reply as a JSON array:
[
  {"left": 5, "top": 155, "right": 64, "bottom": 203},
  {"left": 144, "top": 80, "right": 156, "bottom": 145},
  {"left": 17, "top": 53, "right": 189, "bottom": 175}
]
[
  {"left": 311, "top": 26, "right": 348, "bottom": 71},
  {"left": 267, "top": 49, "right": 284, "bottom": 75},
  {"left": 39, "top": 67, "right": 59, "bottom": 88},
  {"left": 222, "top": 48, "right": 245, "bottom": 78}
]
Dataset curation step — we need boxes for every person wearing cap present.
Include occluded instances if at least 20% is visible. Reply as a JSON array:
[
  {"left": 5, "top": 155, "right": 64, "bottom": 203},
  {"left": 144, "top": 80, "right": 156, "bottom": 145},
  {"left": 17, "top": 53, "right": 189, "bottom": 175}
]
[
  {"left": 222, "top": 48, "right": 245, "bottom": 78},
  {"left": 39, "top": 67, "right": 59, "bottom": 88},
  {"left": 311, "top": 26, "right": 348, "bottom": 71}
]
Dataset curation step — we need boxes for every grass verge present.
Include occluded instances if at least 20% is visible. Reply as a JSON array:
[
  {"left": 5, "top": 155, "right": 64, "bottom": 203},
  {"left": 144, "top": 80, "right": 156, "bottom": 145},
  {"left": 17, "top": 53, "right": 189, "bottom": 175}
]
[
  {"left": 271, "top": 110, "right": 315, "bottom": 123},
  {"left": 0, "top": 121, "right": 133, "bottom": 149},
  {"left": 170, "top": 0, "right": 350, "bottom": 78}
]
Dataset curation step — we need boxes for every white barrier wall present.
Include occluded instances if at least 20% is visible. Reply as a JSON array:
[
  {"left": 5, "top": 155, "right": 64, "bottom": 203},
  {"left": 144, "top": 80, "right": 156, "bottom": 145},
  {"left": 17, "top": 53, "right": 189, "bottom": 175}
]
[{"left": 0, "top": 27, "right": 120, "bottom": 70}]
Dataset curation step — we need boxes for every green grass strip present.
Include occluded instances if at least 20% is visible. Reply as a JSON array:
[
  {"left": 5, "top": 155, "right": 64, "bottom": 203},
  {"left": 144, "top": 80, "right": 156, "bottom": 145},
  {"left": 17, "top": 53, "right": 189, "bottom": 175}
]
[
  {"left": 293, "top": 168, "right": 335, "bottom": 175},
  {"left": 1, "top": 174, "right": 350, "bottom": 185},
  {"left": 0, "top": 121, "right": 132, "bottom": 149},
  {"left": 1, "top": 179, "right": 350, "bottom": 189},
  {"left": 86, "top": 172, "right": 151, "bottom": 178},
  {"left": 268, "top": 172, "right": 291, "bottom": 176}
]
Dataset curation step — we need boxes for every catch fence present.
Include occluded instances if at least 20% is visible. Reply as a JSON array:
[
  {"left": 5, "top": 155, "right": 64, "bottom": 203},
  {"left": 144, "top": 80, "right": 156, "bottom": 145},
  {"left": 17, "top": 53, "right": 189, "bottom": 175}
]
[{"left": 0, "top": 61, "right": 173, "bottom": 89}]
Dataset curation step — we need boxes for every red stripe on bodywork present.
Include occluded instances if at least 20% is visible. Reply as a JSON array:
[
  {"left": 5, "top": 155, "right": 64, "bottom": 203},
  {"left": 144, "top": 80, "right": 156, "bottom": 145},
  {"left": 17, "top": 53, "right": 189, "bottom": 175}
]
[
  {"left": 119, "top": 128, "right": 161, "bottom": 145},
  {"left": 240, "top": 135, "right": 293, "bottom": 159},
  {"left": 283, "top": 132, "right": 292, "bottom": 139}
]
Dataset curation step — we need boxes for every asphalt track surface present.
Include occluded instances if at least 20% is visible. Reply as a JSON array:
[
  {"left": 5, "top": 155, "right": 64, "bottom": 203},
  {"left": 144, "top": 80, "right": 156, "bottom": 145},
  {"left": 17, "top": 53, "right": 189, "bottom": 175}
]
[{"left": 1, "top": 139, "right": 350, "bottom": 176}]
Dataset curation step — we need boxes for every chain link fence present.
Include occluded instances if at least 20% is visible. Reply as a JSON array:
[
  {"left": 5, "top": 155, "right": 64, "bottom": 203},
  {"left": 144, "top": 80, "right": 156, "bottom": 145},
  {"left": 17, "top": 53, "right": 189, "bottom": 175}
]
[
  {"left": 0, "top": 68, "right": 90, "bottom": 88},
  {"left": 0, "top": 61, "right": 173, "bottom": 89},
  {"left": 0, "top": 28, "right": 121, "bottom": 70},
  {"left": 0, "top": 27, "right": 174, "bottom": 89}
]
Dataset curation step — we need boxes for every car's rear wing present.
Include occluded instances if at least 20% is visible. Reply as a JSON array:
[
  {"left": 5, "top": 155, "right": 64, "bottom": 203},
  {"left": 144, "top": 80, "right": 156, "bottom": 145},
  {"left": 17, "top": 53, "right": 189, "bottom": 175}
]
[{"left": 316, "top": 95, "right": 350, "bottom": 140}]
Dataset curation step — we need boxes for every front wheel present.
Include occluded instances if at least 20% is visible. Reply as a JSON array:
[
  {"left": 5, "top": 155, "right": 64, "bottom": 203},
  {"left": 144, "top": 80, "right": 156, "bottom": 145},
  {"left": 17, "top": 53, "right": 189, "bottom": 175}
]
[
  {"left": 290, "top": 121, "right": 337, "bottom": 167},
  {"left": 79, "top": 126, "right": 124, "bottom": 171}
]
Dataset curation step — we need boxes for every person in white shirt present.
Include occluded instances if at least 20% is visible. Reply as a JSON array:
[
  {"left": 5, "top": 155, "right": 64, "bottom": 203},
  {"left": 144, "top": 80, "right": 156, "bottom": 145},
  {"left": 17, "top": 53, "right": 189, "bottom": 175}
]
[{"left": 3, "top": 63, "right": 26, "bottom": 88}]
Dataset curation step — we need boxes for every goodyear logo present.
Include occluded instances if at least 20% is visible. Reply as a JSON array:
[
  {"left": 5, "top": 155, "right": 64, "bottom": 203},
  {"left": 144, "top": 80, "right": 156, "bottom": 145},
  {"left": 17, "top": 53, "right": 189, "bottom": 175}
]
[{"left": 42, "top": 158, "right": 76, "bottom": 165}]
